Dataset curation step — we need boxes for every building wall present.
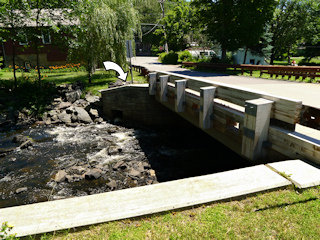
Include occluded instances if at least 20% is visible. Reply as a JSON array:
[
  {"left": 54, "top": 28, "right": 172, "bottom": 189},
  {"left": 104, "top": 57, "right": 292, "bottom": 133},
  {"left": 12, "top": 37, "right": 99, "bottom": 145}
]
[
  {"left": 233, "top": 49, "right": 267, "bottom": 65},
  {"left": 101, "top": 84, "right": 191, "bottom": 127}
]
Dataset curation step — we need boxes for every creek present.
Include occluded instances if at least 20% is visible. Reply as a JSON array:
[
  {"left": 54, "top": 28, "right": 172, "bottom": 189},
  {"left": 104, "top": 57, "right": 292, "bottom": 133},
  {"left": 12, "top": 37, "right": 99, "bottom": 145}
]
[{"left": 0, "top": 122, "right": 251, "bottom": 209}]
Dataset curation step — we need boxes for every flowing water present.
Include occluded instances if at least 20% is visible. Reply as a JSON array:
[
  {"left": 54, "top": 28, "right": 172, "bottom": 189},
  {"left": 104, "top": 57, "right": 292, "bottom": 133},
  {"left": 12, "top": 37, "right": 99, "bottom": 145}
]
[{"left": 0, "top": 122, "right": 251, "bottom": 209}]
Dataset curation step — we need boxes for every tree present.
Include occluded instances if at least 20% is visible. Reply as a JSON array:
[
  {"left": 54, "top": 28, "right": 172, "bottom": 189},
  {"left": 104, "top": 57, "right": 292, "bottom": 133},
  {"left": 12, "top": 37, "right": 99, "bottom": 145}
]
[
  {"left": 269, "top": 0, "right": 314, "bottom": 65},
  {"left": 192, "top": 0, "right": 276, "bottom": 60},
  {"left": 302, "top": 1, "right": 320, "bottom": 62},
  {"left": 0, "top": 0, "right": 29, "bottom": 88},
  {"left": 155, "top": 0, "right": 196, "bottom": 52},
  {"left": 68, "top": 0, "right": 140, "bottom": 83}
]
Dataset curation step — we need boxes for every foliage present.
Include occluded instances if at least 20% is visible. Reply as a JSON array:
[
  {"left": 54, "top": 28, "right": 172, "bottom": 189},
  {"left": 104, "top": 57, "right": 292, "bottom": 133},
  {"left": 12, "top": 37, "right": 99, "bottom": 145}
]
[
  {"left": 178, "top": 50, "right": 193, "bottom": 62},
  {"left": 0, "top": 222, "right": 17, "bottom": 239},
  {"left": 155, "top": 0, "right": 197, "bottom": 52},
  {"left": 269, "top": 0, "right": 317, "bottom": 64},
  {"left": 0, "top": 75, "right": 57, "bottom": 116},
  {"left": 192, "top": 0, "right": 276, "bottom": 60},
  {"left": 158, "top": 51, "right": 178, "bottom": 64},
  {"left": 68, "top": 0, "right": 140, "bottom": 83}
]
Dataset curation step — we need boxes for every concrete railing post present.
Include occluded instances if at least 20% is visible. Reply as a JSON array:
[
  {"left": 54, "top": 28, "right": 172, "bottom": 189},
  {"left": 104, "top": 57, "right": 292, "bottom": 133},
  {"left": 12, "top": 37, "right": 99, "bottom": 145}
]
[
  {"left": 175, "top": 80, "right": 187, "bottom": 112},
  {"left": 160, "top": 75, "right": 169, "bottom": 102},
  {"left": 149, "top": 72, "right": 157, "bottom": 95},
  {"left": 241, "top": 98, "right": 273, "bottom": 161},
  {"left": 199, "top": 86, "right": 216, "bottom": 129}
]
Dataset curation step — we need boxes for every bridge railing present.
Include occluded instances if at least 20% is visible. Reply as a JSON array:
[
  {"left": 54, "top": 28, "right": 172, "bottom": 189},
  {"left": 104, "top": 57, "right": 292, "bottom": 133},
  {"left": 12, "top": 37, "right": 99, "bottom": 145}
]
[{"left": 148, "top": 71, "right": 320, "bottom": 165}]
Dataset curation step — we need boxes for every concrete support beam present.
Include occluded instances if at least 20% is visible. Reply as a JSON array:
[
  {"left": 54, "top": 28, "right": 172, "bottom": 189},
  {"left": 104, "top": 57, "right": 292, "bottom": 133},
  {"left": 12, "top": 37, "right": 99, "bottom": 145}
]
[
  {"left": 160, "top": 75, "right": 169, "bottom": 102},
  {"left": 241, "top": 98, "right": 273, "bottom": 161},
  {"left": 199, "top": 86, "right": 216, "bottom": 129},
  {"left": 149, "top": 72, "right": 157, "bottom": 95},
  {"left": 175, "top": 80, "right": 187, "bottom": 112}
]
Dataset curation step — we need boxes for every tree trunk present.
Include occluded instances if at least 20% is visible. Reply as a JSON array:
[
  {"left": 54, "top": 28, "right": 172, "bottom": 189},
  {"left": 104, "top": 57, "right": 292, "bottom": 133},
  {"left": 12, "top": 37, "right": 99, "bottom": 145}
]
[
  {"left": 243, "top": 47, "right": 248, "bottom": 64},
  {"left": 12, "top": 40, "right": 17, "bottom": 88},
  {"left": 221, "top": 46, "right": 227, "bottom": 61},
  {"left": 35, "top": 41, "right": 41, "bottom": 87},
  {"left": 287, "top": 47, "right": 291, "bottom": 65}
]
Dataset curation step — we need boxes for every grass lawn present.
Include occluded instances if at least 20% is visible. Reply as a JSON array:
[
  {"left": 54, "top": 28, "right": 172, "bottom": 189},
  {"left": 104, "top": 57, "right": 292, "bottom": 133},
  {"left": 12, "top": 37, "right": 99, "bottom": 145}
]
[
  {"left": 0, "top": 70, "right": 147, "bottom": 96},
  {"left": 29, "top": 186, "right": 320, "bottom": 239}
]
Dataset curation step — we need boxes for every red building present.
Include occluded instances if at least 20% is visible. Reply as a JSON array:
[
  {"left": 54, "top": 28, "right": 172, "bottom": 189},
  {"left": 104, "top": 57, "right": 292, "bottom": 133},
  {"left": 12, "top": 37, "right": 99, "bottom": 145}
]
[{"left": 0, "top": 9, "right": 77, "bottom": 69}]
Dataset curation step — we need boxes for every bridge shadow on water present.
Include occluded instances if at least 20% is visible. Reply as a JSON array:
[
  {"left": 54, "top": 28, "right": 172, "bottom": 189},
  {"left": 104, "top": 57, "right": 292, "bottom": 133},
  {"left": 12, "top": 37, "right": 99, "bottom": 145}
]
[{"left": 134, "top": 124, "right": 252, "bottom": 183}]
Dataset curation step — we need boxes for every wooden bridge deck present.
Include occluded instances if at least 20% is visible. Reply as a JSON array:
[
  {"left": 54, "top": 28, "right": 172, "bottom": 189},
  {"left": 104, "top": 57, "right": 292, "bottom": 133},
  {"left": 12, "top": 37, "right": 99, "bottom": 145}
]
[{"left": 149, "top": 71, "right": 320, "bottom": 165}]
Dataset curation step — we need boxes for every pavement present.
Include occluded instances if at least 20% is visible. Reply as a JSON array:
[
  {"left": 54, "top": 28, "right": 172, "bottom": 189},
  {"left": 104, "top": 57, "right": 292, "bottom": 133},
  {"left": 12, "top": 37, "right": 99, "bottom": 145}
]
[
  {"left": 1, "top": 160, "right": 320, "bottom": 237},
  {"left": 132, "top": 56, "right": 320, "bottom": 109}
]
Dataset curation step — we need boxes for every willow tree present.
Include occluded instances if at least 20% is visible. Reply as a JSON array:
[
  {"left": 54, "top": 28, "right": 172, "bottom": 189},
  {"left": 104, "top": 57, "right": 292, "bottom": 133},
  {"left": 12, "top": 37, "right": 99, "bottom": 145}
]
[{"left": 69, "top": 0, "right": 140, "bottom": 83}]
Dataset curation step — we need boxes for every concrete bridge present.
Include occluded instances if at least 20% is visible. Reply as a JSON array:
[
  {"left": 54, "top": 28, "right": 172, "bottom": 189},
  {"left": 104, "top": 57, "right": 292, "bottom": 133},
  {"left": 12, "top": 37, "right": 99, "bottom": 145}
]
[{"left": 101, "top": 70, "right": 320, "bottom": 165}]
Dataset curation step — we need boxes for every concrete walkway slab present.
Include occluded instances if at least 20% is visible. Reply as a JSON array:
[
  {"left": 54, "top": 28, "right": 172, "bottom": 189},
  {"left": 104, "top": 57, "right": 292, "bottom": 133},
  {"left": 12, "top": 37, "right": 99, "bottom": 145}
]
[
  {"left": 267, "top": 160, "right": 320, "bottom": 188},
  {"left": 0, "top": 165, "right": 291, "bottom": 237}
]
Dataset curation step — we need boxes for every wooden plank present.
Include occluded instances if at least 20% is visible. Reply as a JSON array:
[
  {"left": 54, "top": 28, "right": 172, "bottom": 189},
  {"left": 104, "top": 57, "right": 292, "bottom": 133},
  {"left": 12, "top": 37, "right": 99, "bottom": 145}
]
[
  {"left": 199, "top": 86, "right": 216, "bottom": 129},
  {"left": 268, "top": 126, "right": 320, "bottom": 165},
  {"left": 175, "top": 80, "right": 187, "bottom": 112},
  {"left": 160, "top": 75, "right": 169, "bottom": 102},
  {"left": 148, "top": 72, "right": 157, "bottom": 95},
  {"left": 242, "top": 98, "right": 273, "bottom": 161}
]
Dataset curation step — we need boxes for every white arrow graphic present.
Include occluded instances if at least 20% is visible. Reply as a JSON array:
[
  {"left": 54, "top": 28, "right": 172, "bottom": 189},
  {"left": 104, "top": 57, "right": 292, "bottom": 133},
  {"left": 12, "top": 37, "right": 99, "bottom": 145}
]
[{"left": 103, "top": 61, "right": 128, "bottom": 81}]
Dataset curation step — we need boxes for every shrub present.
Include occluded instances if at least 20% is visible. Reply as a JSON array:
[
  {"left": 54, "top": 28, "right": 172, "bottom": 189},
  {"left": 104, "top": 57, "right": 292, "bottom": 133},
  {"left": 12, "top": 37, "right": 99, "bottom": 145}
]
[
  {"left": 178, "top": 51, "right": 193, "bottom": 62},
  {"left": 159, "top": 51, "right": 179, "bottom": 64}
]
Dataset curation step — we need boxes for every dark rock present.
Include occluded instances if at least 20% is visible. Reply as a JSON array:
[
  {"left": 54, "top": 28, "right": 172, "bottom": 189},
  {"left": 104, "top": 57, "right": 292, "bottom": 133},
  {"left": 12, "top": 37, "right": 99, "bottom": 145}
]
[
  {"left": 19, "top": 139, "right": 33, "bottom": 149},
  {"left": 66, "top": 174, "right": 83, "bottom": 183},
  {"left": 55, "top": 170, "right": 67, "bottom": 183},
  {"left": 65, "top": 89, "right": 82, "bottom": 103},
  {"left": 12, "top": 135, "right": 30, "bottom": 144},
  {"left": 85, "top": 169, "right": 102, "bottom": 180},
  {"left": 15, "top": 187, "right": 28, "bottom": 194}
]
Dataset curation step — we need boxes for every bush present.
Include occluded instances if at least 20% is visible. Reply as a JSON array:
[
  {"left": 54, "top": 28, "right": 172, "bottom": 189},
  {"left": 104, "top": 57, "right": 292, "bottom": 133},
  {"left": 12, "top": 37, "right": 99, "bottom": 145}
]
[
  {"left": 178, "top": 51, "right": 193, "bottom": 62},
  {"left": 158, "top": 51, "right": 179, "bottom": 64}
]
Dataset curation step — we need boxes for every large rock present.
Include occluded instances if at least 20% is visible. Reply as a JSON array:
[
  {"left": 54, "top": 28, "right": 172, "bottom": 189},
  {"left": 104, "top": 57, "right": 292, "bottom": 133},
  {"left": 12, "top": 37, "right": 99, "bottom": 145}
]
[
  {"left": 67, "top": 106, "right": 92, "bottom": 123},
  {"left": 65, "top": 89, "right": 82, "bottom": 103},
  {"left": 85, "top": 169, "right": 102, "bottom": 180},
  {"left": 58, "top": 111, "right": 72, "bottom": 124},
  {"left": 55, "top": 170, "right": 67, "bottom": 183},
  {"left": 12, "top": 135, "right": 30, "bottom": 144}
]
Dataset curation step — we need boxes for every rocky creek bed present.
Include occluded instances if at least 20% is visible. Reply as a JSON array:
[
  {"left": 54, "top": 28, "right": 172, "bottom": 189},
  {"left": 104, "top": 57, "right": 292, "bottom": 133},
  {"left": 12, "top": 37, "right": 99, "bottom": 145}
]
[{"left": 0, "top": 82, "right": 251, "bottom": 209}]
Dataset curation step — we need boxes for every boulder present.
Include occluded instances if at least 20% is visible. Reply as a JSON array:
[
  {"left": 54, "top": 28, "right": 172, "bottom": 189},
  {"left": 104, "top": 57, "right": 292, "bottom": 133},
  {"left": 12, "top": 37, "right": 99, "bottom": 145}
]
[
  {"left": 85, "top": 169, "right": 102, "bottom": 180},
  {"left": 65, "top": 89, "right": 82, "bottom": 103},
  {"left": 12, "top": 135, "right": 30, "bottom": 144},
  {"left": 107, "top": 179, "right": 117, "bottom": 189},
  {"left": 129, "top": 168, "right": 141, "bottom": 178},
  {"left": 58, "top": 102, "right": 72, "bottom": 110},
  {"left": 58, "top": 111, "right": 72, "bottom": 124},
  {"left": 67, "top": 106, "right": 92, "bottom": 123},
  {"left": 15, "top": 187, "right": 28, "bottom": 194},
  {"left": 55, "top": 170, "right": 67, "bottom": 183}
]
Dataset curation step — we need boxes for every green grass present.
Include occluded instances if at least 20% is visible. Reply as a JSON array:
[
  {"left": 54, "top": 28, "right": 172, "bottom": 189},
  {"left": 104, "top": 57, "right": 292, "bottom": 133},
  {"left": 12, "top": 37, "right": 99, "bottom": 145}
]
[
  {"left": 0, "top": 70, "right": 147, "bottom": 96},
  {"left": 26, "top": 186, "right": 320, "bottom": 239}
]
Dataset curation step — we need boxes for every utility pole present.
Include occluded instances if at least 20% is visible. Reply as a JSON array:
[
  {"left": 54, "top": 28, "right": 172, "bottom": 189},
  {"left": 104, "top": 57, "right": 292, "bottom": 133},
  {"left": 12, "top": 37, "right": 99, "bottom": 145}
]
[{"left": 158, "top": 0, "right": 168, "bottom": 53}]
